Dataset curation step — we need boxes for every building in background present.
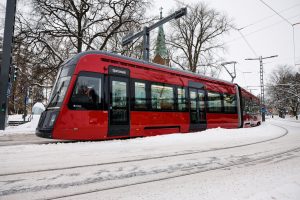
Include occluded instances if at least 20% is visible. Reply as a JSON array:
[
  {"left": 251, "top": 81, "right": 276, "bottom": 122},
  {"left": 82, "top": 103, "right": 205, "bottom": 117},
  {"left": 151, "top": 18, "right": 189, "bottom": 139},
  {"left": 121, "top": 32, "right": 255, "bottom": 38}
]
[{"left": 153, "top": 8, "right": 170, "bottom": 66}]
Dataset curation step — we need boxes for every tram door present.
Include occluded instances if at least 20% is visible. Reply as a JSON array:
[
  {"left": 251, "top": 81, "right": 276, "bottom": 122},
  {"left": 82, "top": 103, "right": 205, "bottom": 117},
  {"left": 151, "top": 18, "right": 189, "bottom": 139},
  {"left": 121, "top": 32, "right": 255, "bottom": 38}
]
[
  {"left": 108, "top": 67, "right": 130, "bottom": 137},
  {"left": 189, "top": 87, "right": 207, "bottom": 131}
]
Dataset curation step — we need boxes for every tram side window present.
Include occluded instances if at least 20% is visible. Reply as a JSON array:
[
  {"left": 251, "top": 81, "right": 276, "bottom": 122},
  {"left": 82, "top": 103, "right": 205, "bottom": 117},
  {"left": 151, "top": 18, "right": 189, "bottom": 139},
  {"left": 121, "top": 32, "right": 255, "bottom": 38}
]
[
  {"left": 69, "top": 74, "right": 102, "bottom": 110},
  {"left": 178, "top": 88, "right": 187, "bottom": 111},
  {"left": 151, "top": 84, "right": 174, "bottom": 110},
  {"left": 134, "top": 82, "right": 147, "bottom": 109},
  {"left": 207, "top": 92, "right": 222, "bottom": 112},
  {"left": 243, "top": 97, "right": 252, "bottom": 114},
  {"left": 223, "top": 94, "right": 237, "bottom": 113},
  {"left": 252, "top": 101, "right": 260, "bottom": 114}
]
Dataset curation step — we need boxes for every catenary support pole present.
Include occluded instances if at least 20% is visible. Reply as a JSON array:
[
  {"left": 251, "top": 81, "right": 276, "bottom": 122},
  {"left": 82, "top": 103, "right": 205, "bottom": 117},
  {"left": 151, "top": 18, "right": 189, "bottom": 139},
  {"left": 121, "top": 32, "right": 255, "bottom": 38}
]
[
  {"left": 259, "top": 56, "right": 265, "bottom": 121},
  {"left": 122, "top": 7, "right": 187, "bottom": 62},
  {"left": 0, "top": 0, "right": 17, "bottom": 130},
  {"left": 245, "top": 55, "right": 278, "bottom": 122}
]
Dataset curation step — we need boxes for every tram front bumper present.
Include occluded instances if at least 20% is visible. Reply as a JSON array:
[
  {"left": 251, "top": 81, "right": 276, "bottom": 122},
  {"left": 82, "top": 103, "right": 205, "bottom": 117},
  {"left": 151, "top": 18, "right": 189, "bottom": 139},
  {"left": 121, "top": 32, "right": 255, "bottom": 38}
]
[{"left": 36, "top": 110, "right": 59, "bottom": 139}]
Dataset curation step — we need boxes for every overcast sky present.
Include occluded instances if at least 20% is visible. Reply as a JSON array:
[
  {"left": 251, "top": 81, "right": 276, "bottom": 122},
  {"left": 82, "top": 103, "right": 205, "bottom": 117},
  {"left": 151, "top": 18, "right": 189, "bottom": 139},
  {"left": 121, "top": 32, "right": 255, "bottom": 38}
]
[
  {"left": 1, "top": 0, "right": 299, "bottom": 96},
  {"left": 152, "top": 0, "right": 300, "bottom": 95}
]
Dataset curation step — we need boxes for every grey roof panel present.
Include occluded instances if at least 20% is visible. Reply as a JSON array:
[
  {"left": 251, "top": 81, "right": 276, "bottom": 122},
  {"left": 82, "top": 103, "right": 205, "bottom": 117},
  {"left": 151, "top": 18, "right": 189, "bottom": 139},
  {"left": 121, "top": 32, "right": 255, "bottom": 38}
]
[{"left": 64, "top": 50, "right": 234, "bottom": 86}]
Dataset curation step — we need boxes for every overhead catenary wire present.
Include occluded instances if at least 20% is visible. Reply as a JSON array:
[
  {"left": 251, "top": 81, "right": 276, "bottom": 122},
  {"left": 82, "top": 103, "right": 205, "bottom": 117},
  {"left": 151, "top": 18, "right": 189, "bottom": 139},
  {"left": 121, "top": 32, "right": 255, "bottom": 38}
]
[
  {"left": 258, "top": 0, "right": 298, "bottom": 67},
  {"left": 176, "top": 0, "right": 299, "bottom": 57},
  {"left": 175, "top": 1, "right": 298, "bottom": 80},
  {"left": 226, "top": 13, "right": 300, "bottom": 45},
  {"left": 258, "top": 0, "right": 293, "bottom": 26},
  {"left": 238, "top": 3, "right": 300, "bottom": 31},
  {"left": 237, "top": 29, "right": 258, "bottom": 57},
  {"left": 218, "top": 4, "right": 299, "bottom": 70},
  {"left": 206, "top": 2, "right": 298, "bottom": 88}
]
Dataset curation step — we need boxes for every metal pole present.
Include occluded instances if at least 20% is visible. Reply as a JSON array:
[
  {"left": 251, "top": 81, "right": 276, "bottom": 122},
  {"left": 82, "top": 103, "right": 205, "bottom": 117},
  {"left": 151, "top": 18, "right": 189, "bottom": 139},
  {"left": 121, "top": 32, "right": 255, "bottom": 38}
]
[
  {"left": 122, "top": 7, "right": 187, "bottom": 62},
  {"left": 142, "top": 27, "right": 150, "bottom": 61},
  {"left": 245, "top": 55, "right": 278, "bottom": 123},
  {"left": 259, "top": 56, "right": 265, "bottom": 122},
  {"left": 0, "top": 0, "right": 17, "bottom": 130},
  {"left": 23, "top": 87, "right": 28, "bottom": 122}
]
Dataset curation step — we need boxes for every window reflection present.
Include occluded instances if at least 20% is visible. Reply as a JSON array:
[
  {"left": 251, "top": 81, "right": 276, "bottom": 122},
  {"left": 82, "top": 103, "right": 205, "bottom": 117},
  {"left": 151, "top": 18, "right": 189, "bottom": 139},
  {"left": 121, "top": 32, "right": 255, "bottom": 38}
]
[
  {"left": 178, "top": 88, "right": 187, "bottom": 111},
  {"left": 151, "top": 85, "right": 174, "bottom": 110},
  {"left": 224, "top": 94, "right": 237, "bottom": 113},
  {"left": 207, "top": 92, "right": 222, "bottom": 112},
  {"left": 111, "top": 80, "right": 127, "bottom": 123},
  {"left": 134, "top": 82, "right": 147, "bottom": 109},
  {"left": 198, "top": 92, "right": 205, "bottom": 111},
  {"left": 69, "top": 74, "right": 101, "bottom": 110},
  {"left": 112, "top": 81, "right": 127, "bottom": 107},
  {"left": 190, "top": 91, "right": 197, "bottom": 110}
]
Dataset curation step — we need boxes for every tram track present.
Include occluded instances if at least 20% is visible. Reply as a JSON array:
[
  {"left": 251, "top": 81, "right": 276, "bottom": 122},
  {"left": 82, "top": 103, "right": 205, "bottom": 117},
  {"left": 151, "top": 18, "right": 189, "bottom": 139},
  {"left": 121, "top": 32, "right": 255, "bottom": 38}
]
[
  {"left": 0, "top": 138, "right": 77, "bottom": 147},
  {"left": 0, "top": 123, "right": 296, "bottom": 200},
  {"left": 47, "top": 145, "right": 300, "bottom": 200},
  {"left": 0, "top": 123, "right": 288, "bottom": 177}
]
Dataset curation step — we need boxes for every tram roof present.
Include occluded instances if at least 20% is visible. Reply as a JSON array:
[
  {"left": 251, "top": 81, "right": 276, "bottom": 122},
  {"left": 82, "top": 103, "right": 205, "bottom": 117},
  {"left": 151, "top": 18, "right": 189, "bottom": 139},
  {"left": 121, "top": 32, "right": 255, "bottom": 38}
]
[{"left": 64, "top": 50, "right": 234, "bottom": 86}]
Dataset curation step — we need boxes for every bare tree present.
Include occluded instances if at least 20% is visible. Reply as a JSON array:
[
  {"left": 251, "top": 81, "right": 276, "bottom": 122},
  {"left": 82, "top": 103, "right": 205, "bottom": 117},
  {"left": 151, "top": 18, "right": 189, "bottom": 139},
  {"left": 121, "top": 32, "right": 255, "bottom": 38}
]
[
  {"left": 15, "top": 0, "right": 151, "bottom": 81},
  {"left": 267, "top": 65, "right": 300, "bottom": 119},
  {"left": 167, "top": 2, "right": 232, "bottom": 73},
  {"left": 15, "top": 0, "right": 151, "bottom": 75},
  {"left": 30, "top": 0, "right": 150, "bottom": 53},
  {"left": 8, "top": 0, "right": 152, "bottom": 113}
]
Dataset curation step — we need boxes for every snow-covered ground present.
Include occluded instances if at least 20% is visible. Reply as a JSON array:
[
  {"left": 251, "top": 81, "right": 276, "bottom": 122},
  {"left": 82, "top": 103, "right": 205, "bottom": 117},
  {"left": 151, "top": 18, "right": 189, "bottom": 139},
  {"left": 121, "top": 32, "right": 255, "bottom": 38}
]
[
  {"left": 0, "top": 115, "right": 41, "bottom": 135},
  {"left": 272, "top": 115, "right": 300, "bottom": 122},
  {"left": 0, "top": 116, "right": 299, "bottom": 200}
]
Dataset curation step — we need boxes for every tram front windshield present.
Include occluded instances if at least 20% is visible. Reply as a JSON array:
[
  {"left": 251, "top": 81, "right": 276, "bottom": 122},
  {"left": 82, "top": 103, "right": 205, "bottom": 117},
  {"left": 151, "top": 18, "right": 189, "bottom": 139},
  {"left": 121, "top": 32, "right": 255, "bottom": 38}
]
[{"left": 47, "top": 65, "right": 73, "bottom": 109}]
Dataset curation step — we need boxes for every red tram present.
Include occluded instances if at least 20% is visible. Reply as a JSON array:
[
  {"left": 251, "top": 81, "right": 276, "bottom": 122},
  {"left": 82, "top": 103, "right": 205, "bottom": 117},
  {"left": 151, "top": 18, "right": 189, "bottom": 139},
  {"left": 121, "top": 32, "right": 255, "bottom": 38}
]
[
  {"left": 36, "top": 51, "right": 261, "bottom": 140},
  {"left": 240, "top": 88, "right": 261, "bottom": 127}
]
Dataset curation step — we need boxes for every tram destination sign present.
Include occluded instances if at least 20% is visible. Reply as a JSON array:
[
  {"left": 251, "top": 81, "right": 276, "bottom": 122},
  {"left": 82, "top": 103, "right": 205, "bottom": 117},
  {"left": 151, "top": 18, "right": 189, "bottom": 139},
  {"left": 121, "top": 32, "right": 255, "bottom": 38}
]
[{"left": 109, "top": 66, "right": 130, "bottom": 77}]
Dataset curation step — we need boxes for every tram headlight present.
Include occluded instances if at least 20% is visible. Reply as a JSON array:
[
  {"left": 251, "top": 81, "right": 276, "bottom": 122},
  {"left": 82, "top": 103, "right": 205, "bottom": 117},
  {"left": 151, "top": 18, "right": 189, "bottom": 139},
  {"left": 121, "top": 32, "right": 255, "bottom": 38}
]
[{"left": 48, "top": 112, "right": 57, "bottom": 128}]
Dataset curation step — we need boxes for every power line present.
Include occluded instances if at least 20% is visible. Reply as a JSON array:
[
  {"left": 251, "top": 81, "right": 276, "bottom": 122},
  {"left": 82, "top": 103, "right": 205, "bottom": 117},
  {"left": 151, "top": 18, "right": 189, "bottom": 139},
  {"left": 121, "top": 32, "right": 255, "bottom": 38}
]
[
  {"left": 237, "top": 29, "right": 258, "bottom": 57},
  {"left": 245, "top": 13, "right": 300, "bottom": 35},
  {"left": 238, "top": 3, "right": 300, "bottom": 31},
  {"left": 258, "top": 0, "right": 298, "bottom": 67},
  {"left": 258, "top": 0, "right": 292, "bottom": 25},
  {"left": 226, "top": 13, "right": 300, "bottom": 44}
]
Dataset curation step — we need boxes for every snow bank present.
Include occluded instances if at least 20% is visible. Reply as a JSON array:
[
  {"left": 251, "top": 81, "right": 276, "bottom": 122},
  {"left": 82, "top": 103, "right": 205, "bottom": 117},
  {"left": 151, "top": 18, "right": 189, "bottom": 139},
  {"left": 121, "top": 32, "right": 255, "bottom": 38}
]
[{"left": 0, "top": 115, "right": 40, "bottom": 135}]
